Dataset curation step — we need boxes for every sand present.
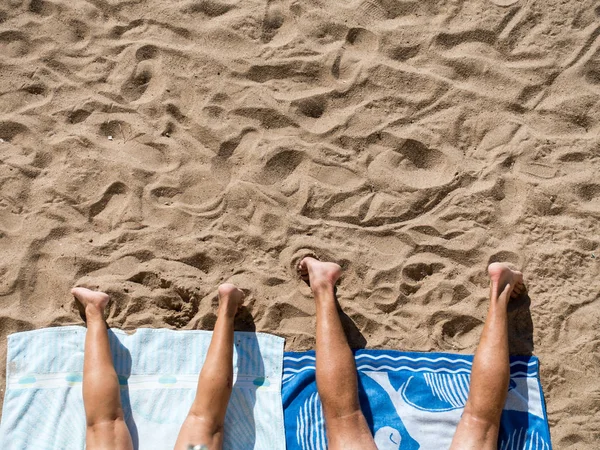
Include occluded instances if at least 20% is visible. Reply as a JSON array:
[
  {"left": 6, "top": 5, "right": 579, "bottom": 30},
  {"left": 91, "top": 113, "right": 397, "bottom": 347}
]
[{"left": 1, "top": 0, "right": 599, "bottom": 446}]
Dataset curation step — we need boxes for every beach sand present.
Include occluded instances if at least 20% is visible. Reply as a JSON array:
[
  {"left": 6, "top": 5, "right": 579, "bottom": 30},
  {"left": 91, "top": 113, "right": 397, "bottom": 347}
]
[{"left": 1, "top": 0, "right": 599, "bottom": 446}]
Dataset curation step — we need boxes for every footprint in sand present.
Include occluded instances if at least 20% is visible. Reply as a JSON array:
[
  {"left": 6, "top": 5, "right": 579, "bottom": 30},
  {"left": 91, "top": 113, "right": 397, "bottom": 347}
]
[
  {"left": 86, "top": 181, "right": 146, "bottom": 230},
  {"left": 135, "top": 44, "right": 159, "bottom": 62},
  {"left": 121, "top": 63, "right": 155, "bottom": 102},
  {"left": 0, "top": 30, "right": 30, "bottom": 59},
  {"left": 576, "top": 183, "right": 600, "bottom": 212},
  {"left": 290, "top": 93, "right": 340, "bottom": 133},
  {"left": 381, "top": 30, "right": 422, "bottom": 62},
  {"left": 356, "top": 0, "right": 389, "bottom": 21},
  {"left": 121, "top": 45, "right": 163, "bottom": 103},
  {"left": 0, "top": 121, "right": 30, "bottom": 143},
  {"left": 402, "top": 261, "right": 445, "bottom": 284},
  {"left": 50, "top": 18, "right": 89, "bottom": 49},
  {"left": 367, "top": 137, "right": 456, "bottom": 190},
  {"left": 96, "top": 118, "right": 171, "bottom": 171},
  {"left": 67, "top": 109, "right": 92, "bottom": 124},
  {"left": 332, "top": 27, "right": 378, "bottom": 81},
  {"left": 255, "top": 148, "right": 305, "bottom": 186},
  {"left": 99, "top": 119, "right": 127, "bottom": 139},
  {"left": 88, "top": 182, "right": 128, "bottom": 220},
  {"left": 353, "top": 0, "right": 412, "bottom": 23},
  {"left": 433, "top": 312, "right": 484, "bottom": 350},
  {"left": 352, "top": 0, "right": 427, "bottom": 24},
  {"left": 294, "top": 95, "right": 326, "bottom": 119},
  {"left": 0, "top": 82, "right": 49, "bottom": 115},
  {"left": 261, "top": 0, "right": 285, "bottom": 43},
  {"left": 147, "top": 168, "right": 227, "bottom": 220}
]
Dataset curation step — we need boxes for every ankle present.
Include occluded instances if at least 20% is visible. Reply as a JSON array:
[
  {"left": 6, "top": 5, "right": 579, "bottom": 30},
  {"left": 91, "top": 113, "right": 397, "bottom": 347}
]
[
  {"left": 85, "top": 303, "right": 104, "bottom": 319},
  {"left": 217, "top": 309, "right": 236, "bottom": 321},
  {"left": 488, "top": 296, "right": 509, "bottom": 315},
  {"left": 313, "top": 283, "right": 335, "bottom": 300},
  {"left": 490, "top": 283, "right": 511, "bottom": 305},
  {"left": 217, "top": 299, "right": 237, "bottom": 319}
]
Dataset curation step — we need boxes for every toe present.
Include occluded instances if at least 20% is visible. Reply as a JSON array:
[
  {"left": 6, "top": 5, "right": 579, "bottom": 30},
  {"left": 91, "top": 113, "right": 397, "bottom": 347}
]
[{"left": 297, "top": 263, "right": 309, "bottom": 280}]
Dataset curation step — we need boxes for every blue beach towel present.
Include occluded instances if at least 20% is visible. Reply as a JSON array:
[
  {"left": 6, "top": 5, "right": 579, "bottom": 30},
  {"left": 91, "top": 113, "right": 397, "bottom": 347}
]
[
  {"left": 282, "top": 350, "right": 552, "bottom": 450},
  {"left": 0, "top": 326, "right": 285, "bottom": 450}
]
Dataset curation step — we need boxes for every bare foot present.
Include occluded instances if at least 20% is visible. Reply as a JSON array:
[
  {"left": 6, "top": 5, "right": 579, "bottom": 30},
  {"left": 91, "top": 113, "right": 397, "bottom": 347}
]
[
  {"left": 71, "top": 287, "right": 109, "bottom": 319},
  {"left": 217, "top": 283, "right": 245, "bottom": 318},
  {"left": 487, "top": 262, "right": 525, "bottom": 302},
  {"left": 297, "top": 256, "right": 342, "bottom": 294}
]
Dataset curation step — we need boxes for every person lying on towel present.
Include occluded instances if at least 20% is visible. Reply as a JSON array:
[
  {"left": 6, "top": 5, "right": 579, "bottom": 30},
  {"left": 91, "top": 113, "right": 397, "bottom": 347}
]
[{"left": 73, "top": 257, "right": 524, "bottom": 450}]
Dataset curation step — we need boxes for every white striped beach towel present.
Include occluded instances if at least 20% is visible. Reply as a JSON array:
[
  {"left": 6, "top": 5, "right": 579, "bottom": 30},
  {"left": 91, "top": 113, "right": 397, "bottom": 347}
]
[{"left": 0, "top": 326, "right": 285, "bottom": 450}]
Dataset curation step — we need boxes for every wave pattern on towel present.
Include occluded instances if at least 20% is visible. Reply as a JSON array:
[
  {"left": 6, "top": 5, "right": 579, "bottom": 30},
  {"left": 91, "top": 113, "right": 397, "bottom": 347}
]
[{"left": 0, "top": 0, "right": 599, "bottom": 446}]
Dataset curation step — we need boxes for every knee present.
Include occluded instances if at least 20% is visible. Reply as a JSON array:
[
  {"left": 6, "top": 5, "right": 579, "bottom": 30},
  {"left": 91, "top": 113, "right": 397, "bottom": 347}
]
[
  {"left": 460, "top": 408, "right": 501, "bottom": 433},
  {"left": 319, "top": 392, "right": 361, "bottom": 420},
  {"left": 185, "top": 412, "right": 225, "bottom": 437},
  {"left": 86, "top": 416, "right": 126, "bottom": 436},
  {"left": 86, "top": 408, "right": 125, "bottom": 428}
]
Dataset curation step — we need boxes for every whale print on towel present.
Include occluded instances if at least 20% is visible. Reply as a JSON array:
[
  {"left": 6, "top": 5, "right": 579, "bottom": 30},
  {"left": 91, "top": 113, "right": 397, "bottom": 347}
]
[
  {"left": 364, "top": 371, "right": 463, "bottom": 449},
  {"left": 373, "top": 426, "right": 402, "bottom": 449},
  {"left": 379, "top": 372, "right": 517, "bottom": 413},
  {"left": 401, "top": 372, "right": 470, "bottom": 411},
  {"left": 364, "top": 369, "right": 548, "bottom": 449}
]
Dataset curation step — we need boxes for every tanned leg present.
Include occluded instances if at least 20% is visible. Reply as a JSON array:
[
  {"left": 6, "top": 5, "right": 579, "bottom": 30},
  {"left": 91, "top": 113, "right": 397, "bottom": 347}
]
[
  {"left": 449, "top": 262, "right": 525, "bottom": 450},
  {"left": 174, "top": 283, "right": 244, "bottom": 450},
  {"left": 72, "top": 287, "right": 133, "bottom": 450},
  {"left": 298, "top": 257, "right": 377, "bottom": 450}
]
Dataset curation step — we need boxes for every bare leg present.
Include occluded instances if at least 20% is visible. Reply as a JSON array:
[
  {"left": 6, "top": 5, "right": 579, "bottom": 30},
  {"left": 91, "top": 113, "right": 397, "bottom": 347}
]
[
  {"left": 174, "top": 284, "right": 244, "bottom": 450},
  {"left": 72, "top": 287, "right": 133, "bottom": 450},
  {"left": 298, "top": 257, "right": 377, "bottom": 450},
  {"left": 450, "top": 263, "right": 525, "bottom": 450}
]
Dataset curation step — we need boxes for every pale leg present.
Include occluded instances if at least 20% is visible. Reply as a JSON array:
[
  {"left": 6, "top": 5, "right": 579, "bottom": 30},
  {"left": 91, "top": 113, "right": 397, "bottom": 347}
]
[
  {"left": 72, "top": 287, "right": 133, "bottom": 450},
  {"left": 174, "top": 284, "right": 244, "bottom": 450}
]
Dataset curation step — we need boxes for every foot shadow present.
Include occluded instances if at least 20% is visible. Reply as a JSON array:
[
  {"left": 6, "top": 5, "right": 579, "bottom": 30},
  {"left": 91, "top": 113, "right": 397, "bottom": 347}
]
[
  {"left": 334, "top": 287, "right": 368, "bottom": 349},
  {"left": 332, "top": 288, "right": 373, "bottom": 432},
  {"left": 225, "top": 305, "right": 264, "bottom": 449},
  {"left": 234, "top": 304, "right": 256, "bottom": 332},
  {"left": 507, "top": 292, "right": 534, "bottom": 355},
  {"left": 108, "top": 330, "right": 140, "bottom": 449},
  {"left": 503, "top": 291, "right": 536, "bottom": 447}
]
